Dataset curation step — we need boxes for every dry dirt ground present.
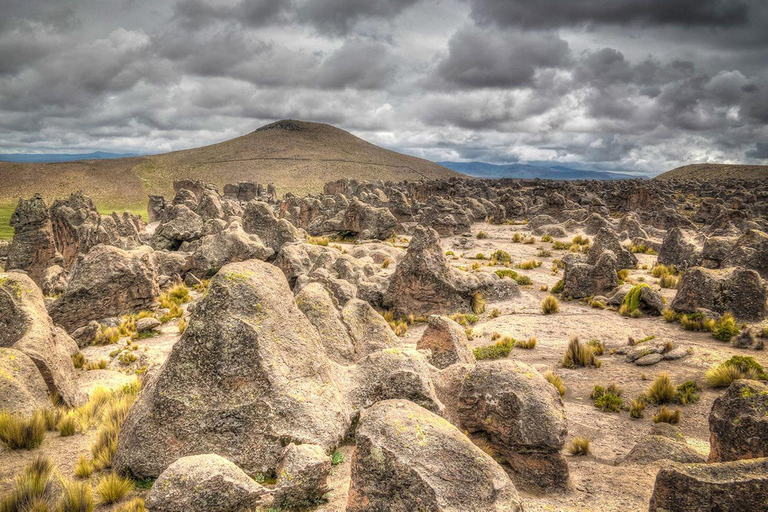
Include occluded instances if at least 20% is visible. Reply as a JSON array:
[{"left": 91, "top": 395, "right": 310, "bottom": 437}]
[{"left": 2, "top": 221, "right": 766, "bottom": 511}]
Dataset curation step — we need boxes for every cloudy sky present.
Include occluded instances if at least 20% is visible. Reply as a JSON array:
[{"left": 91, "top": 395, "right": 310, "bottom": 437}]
[{"left": 1, "top": 0, "right": 767, "bottom": 175}]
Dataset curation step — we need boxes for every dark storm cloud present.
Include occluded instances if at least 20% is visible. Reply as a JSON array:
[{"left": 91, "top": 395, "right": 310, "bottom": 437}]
[
  {"left": 0, "top": 0, "right": 766, "bottom": 172},
  {"left": 432, "top": 26, "right": 570, "bottom": 89},
  {"left": 467, "top": 0, "right": 750, "bottom": 29}
]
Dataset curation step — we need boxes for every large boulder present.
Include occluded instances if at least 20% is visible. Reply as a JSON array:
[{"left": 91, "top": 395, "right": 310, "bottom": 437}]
[
  {"left": 670, "top": 267, "right": 768, "bottom": 321},
  {"left": 622, "top": 424, "right": 706, "bottom": 465},
  {"left": 587, "top": 227, "right": 637, "bottom": 269},
  {"left": 657, "top": 228, "right": 703, "bottom": 270},
  {"left": 342, "top": 198, "right": 398, "bottom": 240},
  {"left": 347, "top": 399, "right": 523, "bottom": 512},
  {"left": 0, "top": 347, "right": 51, "bottom": 415},
  {"left": 4, "top": 195, "right": 58, "bottom": 284},
  {"left": 49, "top": 245, "right": 160, "bottom": 331},
  {"left": 562, "top": 251, "right": 619, "bottom": 299},
  {"left": 145, "top": 454, "right": 268, "bottom": 512},
  {"left": 150, "top": 204, "right": 205, "bottom": 250},
  {"left": 385, "top": 226, "right": 518, "bottom": 316},
  {"left": 648, "top": 458, "right": 768, "bottom": 512},
  {"left": 295, "top": 282, "right": 357, "bottom": 364},
  {"left": 341, "top": 299, "right": 400, "bottom": 357},
  {"left": 185, "top": 221, "right": 272, "bottom": 278},
  {"left": 113, "top": 260, "right": 350, "bottom": 478},
  {"left": 273, "top": 443, "right": 331, "bottom": 509},
  {"left": 343, "top": 348, "right": 443, "bottom": 415},
  {"left": 0, "top": 272, "right": 84, "bottom": 407},
  {"left": 416, "top": 315, "right": 475, "bottom": 369},
  {"left": 457, "top": 360, "right": 569, "bottom": 489},
  {"left": 721, "top": 229, "right": 768, "bottom": 279},
  {"left": 709, "top": 379, "right": 768, "bottom": 462},
  {"left": 242, "top": 201, "right": 302, "bottom": 254}
]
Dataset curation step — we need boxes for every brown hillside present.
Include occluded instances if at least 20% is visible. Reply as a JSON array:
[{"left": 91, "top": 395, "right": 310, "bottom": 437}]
[
  {"left": 0, "top": 120, "right": 460, "bottom": 236},
  {"left": 656, "top": 163, "right": 768, "bottom": 181}
]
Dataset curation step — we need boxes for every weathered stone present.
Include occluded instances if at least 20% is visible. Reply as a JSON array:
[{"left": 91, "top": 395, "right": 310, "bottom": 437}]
[
  {"left": 562, "top": 251, "right": 619, "bottom": 299},
  {"left": 295, "top": 283, "right": 357, "bottom": 364},
  {"left": 273, "top": 443, "right": 331, "bottom": 509},
  {"left": 49, "top": 245, "right": 160, "bottom": 331},
  {"left": 671, "top": 266, "right": 768, "bottom": 321},
  {"left": 347, "top": 399, "right": 523, "bottom": 512},
  {"left": 622, "top": 425, "right": 706, "bottom": 465},
  {"left": 0, "top": 347, "right": 51, "bottom": 415},
  {"left": 648, "top": 458, "right": 768, "bottom": 512},
  {"left": 458, "top": 360, "right": 569, "bottom": 489},
  {"left": 113, "top": 260, "right": 349, "bottom": 478},
  {"left": 341, "top": 299, "right": 400, "bottom": 358},
  {"left": 146, "top": 454, "right": 268, "bottom": 512},
  {"left": 416, "top": 315, "right": 475, "bottom": 369},
  {"left": 242, "top": 201, "right": 302, "bottom": 254},
  {"left": 151, "top": 204, "right": 205, "bottom": 250},
  {"left": 0, "top": 272, "right": 84, "bottom": 407},
  {"left": 342, "top": 198, "right": 398, "bottom": 240},
  {"left": 135, "top": 317, "right": 161, "bottom": 333},
  {"left": 709, "top": 379, "right": 768, "bottom": 462},
  {"left": 5, "top": 195, "right": 58, "bottom": 284},
  {"left": 385, "top": 225, "right": 517, "bottom": 315},
  {"left": 587, "top": 227, "right": 637, "bottom": 269},
  {"left": 657, "top": 228, "right": 703, "bottom": 270},
  {"left": 635, "top": 353, "right": 664, "bottom": 366},
  {"left": 185, "top": 221, "right": 272, "bottom": 277}
]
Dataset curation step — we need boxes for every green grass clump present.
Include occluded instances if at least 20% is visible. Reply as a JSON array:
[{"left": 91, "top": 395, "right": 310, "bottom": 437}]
[
  {"left": 619, "top": 284, "right": 650, "bottom": 317},
  {"left": 572, "top": 235, "right": 590, "bottom": 246},
  {"left": 592, "top": 384, "right": 623, "bottom": 412},
  {"left": 96, "top": 473, "right": 134, "bottom": 505},
  {"left": 551, "top": 279, "right": 564, "bottom": 293},
  {"left": 474, "top": 337, "right": 515, "bottom": 360},
  {"left": 568, "top": 437, "right": 590, "bottom": 456},
  {"left": 541, "top": 295, "right": 560, "bottom": 314},
  {"left": 562, "top": 337, "right": 601, "bottom": 368},
  {"left": 712, "top": 312, "right": 740, "bottom": 341},
  {"left": 645, "top": 373, "right": 676, "bottom": 405},
  {"left": 0, "top": 410, "right": 46, "bottom": 450},
  {"left": 675, "top": 381, "right": 701, "bottom": 405},
  {"left": 72, "top": 352, "right": 87, "bottom": 369},
  {"left": 588, "top": 339, "right": 605, "bottom": 355},
  {"left": 659, "top": 274, "right": 678, "bottom": 289},
  {"left": 0, "top": 203, "right": 15, "bottom": 240},
  {"left": 541, "top": 235, "right": 554, "bottom": 242},
  {"left": 680, "top": 312, "right": 714, "bottom": 332},
  {"left": 476, "top": 231, "right": 488, "bottom": 239},
  {"left": 114, "top": 498, "right": 146, "bottom": 512},
  {"left": 651, "top": 264, "right": 676, "bottom": 278},
  {"left": 0, "top": 455, "right": 55, "bottom": 511},
  {"left": 629, "top": 399, "right": 646, "bottom": 419},
  {"left": 552, "top": 240, "right": 570, "bottom": 250},
  {"left": 159, "top": 285, "right": 190, "bottom": 309},
  {"left": 653, "top": 406, "right": 681, "bottom": 425},
  {"left": 663, "top": 308, "right": 678, "bottom": 322},
  {"left": 93, "top": 326, "right": 120, "bottom": 345},
  {"left": 490, "top": 249, "right": 511, "bottom": 263},
  {"left": 704, "top": 356, "right": 768, "bottom": 387},
  {"left": 57, "top": 413, "right": 79, "bottom": 437},
  {"left": 494, "top": 269, "right": 532, "bottom": 285},
  {"left": 331, "top": 451, "right": 344, "bottom": 466},
  {"left": 544, "top": 371, "right": 566, "bottom": 396}
]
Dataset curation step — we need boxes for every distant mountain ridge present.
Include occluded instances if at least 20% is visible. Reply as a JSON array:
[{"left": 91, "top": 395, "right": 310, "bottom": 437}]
[
  {"left": 438, "top": 161, "right": 639, "bottom": 180},
  {"left": 0, "top": 151, "right": 139, "bottom": 163}
]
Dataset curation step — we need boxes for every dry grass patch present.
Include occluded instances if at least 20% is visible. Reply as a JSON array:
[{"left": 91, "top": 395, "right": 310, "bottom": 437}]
[
  {"left": 653, "top": 406, "right": 681, "bottom": 425},
  {"left": 58, "top": 478, "right": 94, "bottom": 512},
  {"left": 544, "top": 371, "right": 566, "bottom": 396},
  {"left": 541, "top": 295, "right": 559, "bottom": 314},
  {"left": 568, "top": 437, "right": 590, "bottom": 456},
  {"left": 562, "top": 337, "right": 601, "bottom": 368},
  {"left": 96, "top": 473, "right": 134, "bottom": 505},
  {"left": 0, "top": 410, "right": 47, "bottom": 450}
]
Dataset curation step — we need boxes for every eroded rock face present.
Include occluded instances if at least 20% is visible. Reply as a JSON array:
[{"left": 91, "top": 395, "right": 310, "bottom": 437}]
[
  {"left": 273, "top": 443, "right": 331, "bottom": 509},
  {"left": 342, "top": 198, "right": 398, "bottom": 240},
  {"left": 670, "top": 266, "right": 768, "bottom": 321},
  {"left": 242, "top": 200, "right": 302, "bottom": 255},
  {"left": 622, "top": 424, "right": 706, "bottom": 465},
  {"left": 185, "top": 221, "right": 272, "bottom": 277},
  {"left": 587, "top": 227, "right": 637, "bottom": 270},
  {"left": 657, "top": 228, "right": 703, "bottom": 270},
  {"left": 295, "top": 282, "right": 357, "bottom": 364},
  {"left": 150, "top": 204, "right": 205, "bottom": 250},
  {"left": 341, "top": 299, "right": 400, "bottom": 357},
  {"left": 0, "top": 272, "right": 83, "bottom": 407},
  {"left": 146, "top": 454, "right": 268, "bottom": 512},
  {"left": 416, "top": 315, "right": 475, "bottom": 369},
  {"left": 49, "top": 245, "right": 160, "bottom": 331},
  {"left": 5, "top": 195, "right": 58, "bottom": 284},
  {"left": 113, "top": 260, "right": 350, "bottom": 478},
  {"left": 385, "top": 226, "right": 518, "bottom": 315},
  {"left": 709, "top": 379, "right": 768, "bottom": 462},
  {"left": 457, "top": 360, "right": 569, "bottom": 489},
  {"left": 0, "top": 347, "right": 51, "bottom": 415},
  {"left": 347, "top": 399, "right": 523, "bottom": 512},
  {"left": 562, "top": 251, "right": 619, "bottom": 299},
  {"left": 648, "top": 458, "right": 768, "bottom": 512}
]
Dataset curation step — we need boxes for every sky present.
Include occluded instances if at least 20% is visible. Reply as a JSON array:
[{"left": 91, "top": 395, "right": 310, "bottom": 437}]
[{"left": 1, "top": 0, "right": 767, "bottom": 175}]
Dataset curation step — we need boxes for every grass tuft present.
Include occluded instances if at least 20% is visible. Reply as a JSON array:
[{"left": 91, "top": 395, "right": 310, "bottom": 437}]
[
  {"left": 474, "top": 337, "right": 514, "bottom": 360},
  {"left": 629, "top": 399, "right": 646, "bottom": 419},
  {"left": 0, "top": 410, "right": 46, "bottom": 450},
  {"left": 95, "top": 473, "right": 133, "bottom": 505},
  {"left": 471, "top": 292, "right": 486, "bottom": 315},
  {"left": 704, "top": 355, "right": 768, "bottom": 387},
  {"left": 515, "top": 337, "right": 537, "bottom": 349},
  {"left": 712, "top": 312, "right": 740, "bottom": 342},
  {"left": 562, "top": 337, "right": 600, "bottom": 368},
  {"left": 544, "top": 371, "right": 566, "bottom": 396},
  {"left": 567, "top": 437, "right": 590, "bottom": 456},
  {"left": 653, "top": 406, "right": 681, "bottom": 425},
  {"left": 645, "top": 372, "right": 676, "bottom": 405},
  {"left": 541, "top": 295, "right": 560, "bottom": 314},
  {"left": 58, "top": 478, "right": 94, "bottom": 512}
]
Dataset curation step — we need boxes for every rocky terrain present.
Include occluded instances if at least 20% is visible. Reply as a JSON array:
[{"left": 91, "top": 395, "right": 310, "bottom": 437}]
[{"left": 1, "top": 174, "right": 767, "bottom": 511}]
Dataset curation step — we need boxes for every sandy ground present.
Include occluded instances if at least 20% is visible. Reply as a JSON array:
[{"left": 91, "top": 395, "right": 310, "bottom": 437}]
[{"left": 1, "top": 221, "right": 766, "bottom": 511}]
